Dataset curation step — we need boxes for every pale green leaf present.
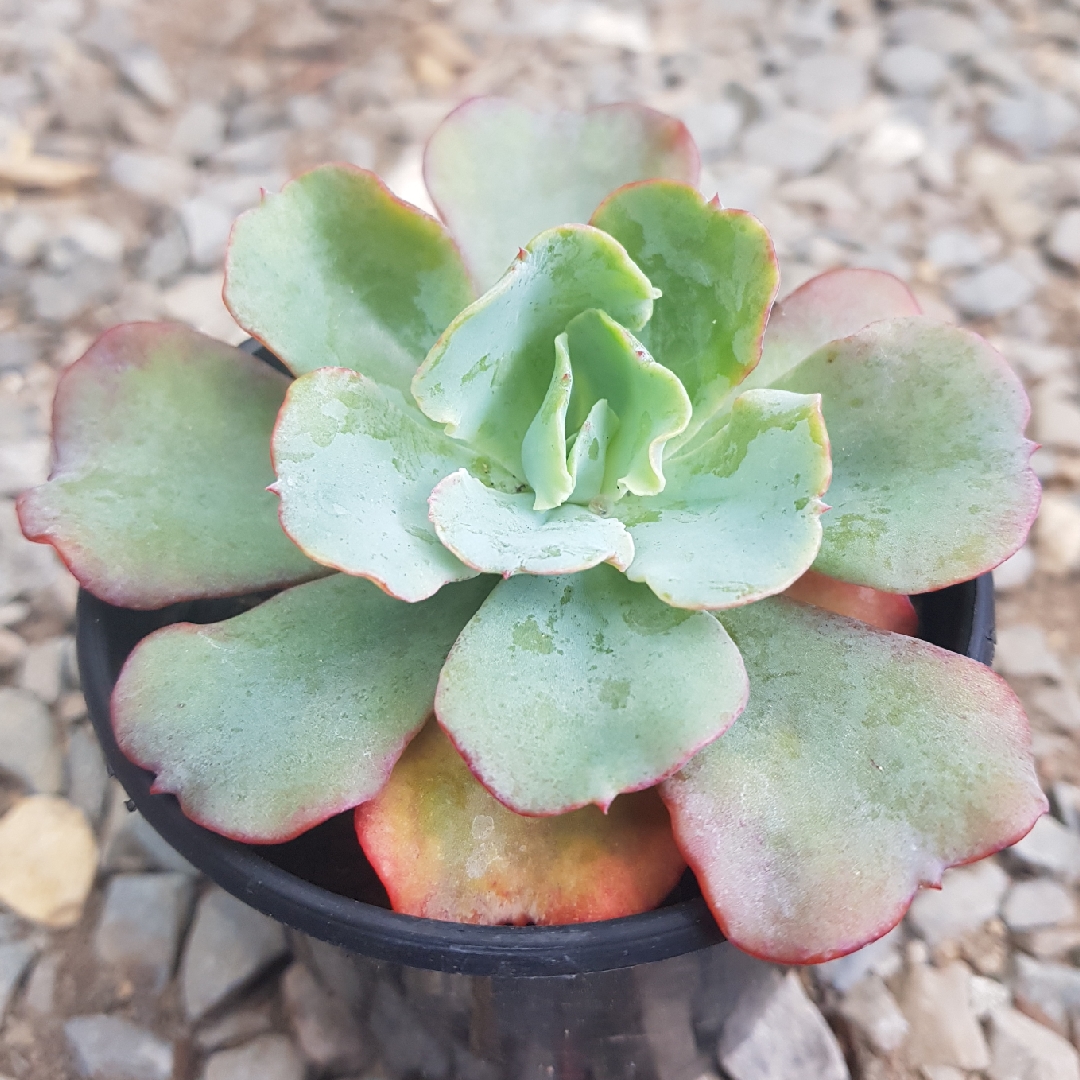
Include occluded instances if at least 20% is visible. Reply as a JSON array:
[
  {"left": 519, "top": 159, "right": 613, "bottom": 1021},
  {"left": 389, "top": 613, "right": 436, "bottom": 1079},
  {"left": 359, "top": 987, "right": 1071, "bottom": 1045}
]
[{"left": 521, "top": 333, "right": 574, "bottom": 511}]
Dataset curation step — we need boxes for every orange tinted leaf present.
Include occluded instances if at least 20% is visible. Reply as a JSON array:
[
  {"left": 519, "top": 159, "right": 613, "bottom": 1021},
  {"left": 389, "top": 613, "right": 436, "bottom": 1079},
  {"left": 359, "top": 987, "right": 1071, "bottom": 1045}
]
[{"left": 783, "top": 570, "right": 918, "bottom": 635}]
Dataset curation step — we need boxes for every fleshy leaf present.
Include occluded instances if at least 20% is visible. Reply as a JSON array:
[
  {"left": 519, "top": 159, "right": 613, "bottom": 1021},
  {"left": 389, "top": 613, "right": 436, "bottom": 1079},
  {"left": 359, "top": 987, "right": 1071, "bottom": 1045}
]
[
  {"left": 616, "top": 390, "right": 830, "bottom": 610},
  {"left": 591, "top": 181, "right": 778, "bottom": 438},
  {"left": 424, "top": 98, "right": 699, "bottom": 291},
  {"left": 224, "top": 165, "right": 474, "bottom": 395},
  {"left": 412, "top": 225, "right": 658, "bottom": 477},
  {"left": 355, "top": 721, "right": 687, "bottom": 925},
  {"left": 746, "top": 267, "right": 921, "bottom": 392},
  {"left": 272, "top": 368, "right": 509, "bottom": 602},
  {"left": 776, "top": 317, "right": 1039, "bottom": 592},
  {"left": 429, "top": 469, "right": 634, "bottom": 577},
  {"left": 663, "top": 597, "right": 1046, "bottom": 963},
  {"left": 563, "top": 309, "right": 691, "bottom": 502},
  {"left": 17, "top": 323, "right": 323, "bottom": 610},
  {"left": 783, "top": 570, "right": 918, "bottom": 636},
  {"left": 435, "top": 565, "right": 747, "bottom": 815},
  {"left": 521, "top": 333, "right": 574, "bottom": 511},
  {"left": 113, "top": 574, "right": 496, "bottom": 842},
  {"left": 567, "top": 398, "right": 618, "bottom": 505}
]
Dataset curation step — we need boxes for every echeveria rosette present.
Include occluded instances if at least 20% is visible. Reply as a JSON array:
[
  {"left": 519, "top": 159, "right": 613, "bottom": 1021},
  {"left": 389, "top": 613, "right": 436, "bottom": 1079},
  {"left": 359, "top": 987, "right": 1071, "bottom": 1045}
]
[{"left": 16, "top": 98, "right": 1046, "bottom": 959}]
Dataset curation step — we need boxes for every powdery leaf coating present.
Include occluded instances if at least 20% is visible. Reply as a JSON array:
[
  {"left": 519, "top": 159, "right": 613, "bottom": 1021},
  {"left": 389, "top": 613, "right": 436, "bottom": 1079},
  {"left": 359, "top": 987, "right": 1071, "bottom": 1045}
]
[
  {"left": 429, "top": 469, "right": 635, "bottom": 577},
  {"left": 567, "top": 398, "right": 617, "bottom": 505},
  {"left": 18, "top": 323, "right": 322, "bottom": 610},
  {"left": 561, "top": 310, "right": 691, "bottom": 502},
  {"left": 747, "top": 267, "right": 921, "bottom": 392},
  {"left": 272, "top": 368, "right": 510, "bottom": 602},
  {"left": 591, "top": 181, "right": 778, "bottom": 441},
  {"left": 435, "top": 565, "right": 747, "bottom": 815},
  {"left": 616, "top": 390, "right": 830, "bottom": 610},
  {"left": 224, "top": 165, "right": 474, "bottom": 395},
  {"left": 113, "top": 574, "right": 496, "bottom": 843},
  {"left": 425, "top": 97, "right": 700, "bottom": 291},
  {"left": 355, "top": 722, "right": 687, "bottom": 924},
  {"left": 663, "top": 597, "right": 1047, "bottom": 964},
  {"left": 783, "top": 570, "right": 919, "bottom": 636},
  {"left": 411, "top": 225, "right": 659, "bottom": 478},
  {"left": 776, "top": 317, "right": 1040, "bottom": 593}
]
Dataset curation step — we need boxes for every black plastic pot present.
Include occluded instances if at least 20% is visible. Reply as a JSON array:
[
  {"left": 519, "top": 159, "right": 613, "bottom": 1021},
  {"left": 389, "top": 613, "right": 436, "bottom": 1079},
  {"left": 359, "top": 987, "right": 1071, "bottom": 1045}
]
[{"left": 78, "top": 574, "right": 995, "bottom": 979}]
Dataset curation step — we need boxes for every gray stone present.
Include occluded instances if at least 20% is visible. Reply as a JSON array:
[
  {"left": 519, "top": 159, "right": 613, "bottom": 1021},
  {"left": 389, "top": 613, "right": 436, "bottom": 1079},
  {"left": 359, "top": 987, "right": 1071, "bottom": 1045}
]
[
  {"left": 994, "top": 546, "right": 1035, "bottom": 592},
  {"left": 1, "top": 214, "right": 48, "bottom": 266},
  {"left": 1009, "top": 816, "right": 1080, "bottom": 882},
  {"left": 1037, "top": 493, "right": 1080, "bottom": 573},
  {"left": 117, "top": 46, "right": 177, "bottom": 110},
  {"left": 139, "top": 224, "right": 188, "bottom": 285},
  {"left": 1003, "top": 880, "right": 1078, "bottom": 932},
  {"left": 878, "top": 45, "right": 949, "bottom": 95},
  {"left": 94, "top": 873, "right": 195, "bottom": 992},
  {"left": 907, "top": 860, "right": 1009, "bottom": 946},
  {"left": 66, "top": 726, "right": 109, "bottom": 825},
  {"left": 790, "top": 53, "right": 867, "bottom": 113},
  {"left": 110, "top": 151, "right": 193, "bottom": 204},
  {"left": 286, "top": 94, "right": 333, "bottom": 131},
  {"left": 64, "top": 1015, "right": 173, "bottom": 1080},
  {"left": 214, "top": 131, "right": 288, "bottom": 171},
  {"left": 29, "top": 260, "right": 122, "bottom": 323},
  {"left": 950, "top": 261, "right": 1037, "bottom": 318},
  {"left": 900, "top": 959, "right": 989, "bottom": 1071},
  {"left": 635, "top": 953, "right": 710, "bottom": 1080},
  {"left": 988, "top": 89, "right": 1079, "bottom": 159},
  {"left": 18, "top": 637, "right": 67, "bottom": 705},
  {"left": 1034, "top": 387, "right": 1080, "bottom": 453},
  {"left": 195, "top": 1002, "right": 276, "bottom": 1051},
  {"left": 22, "top": 950, "right": 59, "bottom": 1014},
  {"left": 171, "top": 102, "right": 227, "bottom": 161},
  {"left": 718, "top": 970, "right": 849, "bottom": 1080},
  {"left": 64, "top": 217, "right": 124, "bottom": 263},
  {"left": 971, "top": 973, "right": 1012, "bottom": 1019},
  {"left": 995, "top": 625, "right": 1066, "bottom": 681},
  {"left": 838, "top": 974, "right": 908, "bottom": 1054},
  {"left": 1049, "top": 208, "right": 1080, "bottom": 268},
  {"left": 1055, "top": 783, "right": 1080, "bottom": 833},
  {"left": 815, "top": 924, "right": 903, "bottom": 993},
  {"left": 0, "top": 628, "right": 26, "bottom": 670},
  {"left": 179, "top": 197, "right": 233, "bottom": 270},
  {"left": 925, "top": 228, "right": 992, "bottom": 271},
  {"left": 100, "top": 781, "right": 199, "bottom": 875},
  {"left": 887, "top": 7, "right": 985, "bottom": 56},
  {"left": 281, "top": 961, "right": 372, "bottom": 1074},
  {"left": 0, "top": 499, "right": 63, "bottom": 606},
  {"left": 0, "top": 688, "right": 61, "bottom": 793},
  {"left": 678, "top": 100, "right": 743, "bottom": 158},
  {"left": 202, "top": 1034, "right": 304, "bottom": 1080},
  {"left": 181, "top": 887, "right": 289, "bottom": 1021},
  {"left": 741, "top": 111, "right": 836, "bottom": 177},
  {"left": 0, "top": 938, "right": 40, "bottom": 1023},
  {"left": 0, "top": 332, "right": 38, "bottom": 372},
  {"left": 369, "top": 981, "right": 452, "bottom": 1079},
  {"left": 988, "top": 1006, "right": 1080, "bottom": 1080},
  {"left": 227, "top": 100, "right": 286, "bottom": 141},
  {"left": 0, "top": 439, "right": 49, "bottom": 499},
  {"left": 1012, "top": 954, "right": 1080, "bottom": 1032},
  {"left": 333, "top": 130, "right": 376, "bottom": 169}
]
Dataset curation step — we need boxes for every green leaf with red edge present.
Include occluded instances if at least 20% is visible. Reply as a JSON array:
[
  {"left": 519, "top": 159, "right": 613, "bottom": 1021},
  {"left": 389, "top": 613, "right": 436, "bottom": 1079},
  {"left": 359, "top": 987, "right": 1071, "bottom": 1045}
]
[
  {"left": 411, "top": 225, "right": 658, "bottom": 478},
  {"left": 745, "top": 267, "right": 922, "bottom": 393},
  {"left": 434, "top": 565, "right": 747, "bottom": 816},
  {"left": 113, "top": 574, "right": 495, "bottom": 843},
  {"left": 591, "top": 181, "right": 778, "bottom": 441},
  {"left": 272, "top": 368, "right": 513, "bottom": 603},
  {"left": 783, "top": 570, "right": 918, "bottom": 636},
  {"left": 355, "top": 721, "right": 687, "bottom": 925},
  {"left": 428, "top": 469, "right": 635, "bottom": 577},
  {"left": 424, "top": 98, "right": 699, "bottom": 291},
  {"left": 224, "top": 165, "right": 474, "bottom": 395},
  {"left": 17, "top": 323, "right": 323, "bottom": 610},
  {"left": 663, "top": 596, "right": 1046, "bottom": 964},
  {"left": 615, "top": 390, "right": 830, "bottom": 610},
  {"left": 775, "top": 317, "right": 1040, "bottom": 593}
]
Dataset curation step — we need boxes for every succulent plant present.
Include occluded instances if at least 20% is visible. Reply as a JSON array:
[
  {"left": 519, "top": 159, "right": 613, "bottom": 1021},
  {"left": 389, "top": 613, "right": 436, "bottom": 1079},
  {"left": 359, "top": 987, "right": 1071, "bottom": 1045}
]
[{"left": 20, "top": 98, "right": 1046, "bottom": 963}]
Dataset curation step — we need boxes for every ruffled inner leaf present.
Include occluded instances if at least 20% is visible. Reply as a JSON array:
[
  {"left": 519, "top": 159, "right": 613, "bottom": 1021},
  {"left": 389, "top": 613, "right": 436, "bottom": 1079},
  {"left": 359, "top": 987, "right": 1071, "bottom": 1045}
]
[
  {"left": 435, "top": 565, "right": 747, "bottom": 815},
  {"left": 616, "top": 389, "right": 830, "bottom": 610},
  {"left": 521, "top": 333, "right": 575, "bottom": 511},
  {"left": 18, "top": 323, "right": 323, "bottom": 610},
  {"left": 355, "top": 721, "right": 687, "bottom": 925},
  {"left": 663, "top": 597, "right": 1046, "bottom": 963},
  {"left": 113, "top": 574, "right": 496, "bottom": 843}
]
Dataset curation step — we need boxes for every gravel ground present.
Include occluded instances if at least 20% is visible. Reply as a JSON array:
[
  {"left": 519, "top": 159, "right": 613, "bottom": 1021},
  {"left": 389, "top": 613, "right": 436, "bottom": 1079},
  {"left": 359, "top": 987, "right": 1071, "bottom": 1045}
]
[{"left": 2, "top": 0, "right": 1080, "bottom": 1077}]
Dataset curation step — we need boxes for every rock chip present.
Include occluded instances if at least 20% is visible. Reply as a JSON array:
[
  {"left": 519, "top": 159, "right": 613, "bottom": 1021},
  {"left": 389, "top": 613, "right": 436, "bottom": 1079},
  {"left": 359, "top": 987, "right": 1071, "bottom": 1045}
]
[
  {"left": 110, "top": 151, "right": 193, "bottom": 204},
  {"left": 195, "top": 1002, "right": 276, "bottom": 1052},
  {"left": 741, "top": 111, "right": 836, "bottom": 177},
  {"left": 878, "top": 45, "right": 949, "bottom": 95},
  {"left": 1012, "top": 953, "right": 1080, "bottom": 1032},
  {"left": 369, "top": 981, "right": 452, "bottom": 1080},
  {"left": 202, "top": 1034, "right": 304, "bottom": 1080},
  {"left": 994, "top": 545, "right": 1035, "bottom": 592},
  {"left": 116, "top": 46, "right": 178, "bottom": 110},
  {"left": 899, "top": 959, "right": 989, "bottom": 1071},
  {"left": 995, "top": 625, "right": 1065, "bottom": 681},
  {"left": 815, "top": 925, "right": 904, "bottom": 993},
  {"left": 679, "top": 101, "right": 743, "bottom": 158},
  {"left": 171, "top": 102, "right": 227, "bottom": 161},
  {"left": 1003, "top": 880, "right": 1078, "bottom": 932},
  {"left": 988, "top": 1004, "right": 1080, "bottom": 1080},
  {"left": 19, "top": 637, "right": 68, "bottom": 705},
  {"left": 718, "top": 971, "right": 849, "bottom": 1080},
  {"left": 180, "top": 887, "right": 289, "bottom": 1021},
  {"left": 281, "top": 961, "right": 372, "bottom": 1074},
  {"left": 0, "top": 687, "right": 61, "bottom": 793},
  {"left": 1049, "top": 207, "right": 1080, "bottom": 268},
  {"left": 887, "top": 7, "right": 985, "bottom": 56},
  {"left": 64, "top": 1015, "right": 173, "bottom": 1080},
  {"left": 66, "top": 725, "right": 110, "bottom": 825},
  {"left": 94, "top": 873, "right": 195, "bottom": 992},
  {"left": 987, "top": 88, "right": 1079, "bottom": 158},
  {"left": 838, "top": 974, "right": 909, "bottom": 1054},
  {"left": 907, "top": 861, "right": 1010, "bottom": 946},
  {"left": 790, "top": 53, "right": 867, "bottom": 113},
  {"left": 0, "top": 938, "right": 40, "bottom": 1023},
  {"left": 1036, "top": 494, "right": 1080, "bottom": 574},
  {"left": 178, "top": 196, "right": 233, "bottom": 270},
  {"left": 1009, "top": 816, "right": 1080, "bottom": 882},
  {"left": 99, "top": 781, "right": 198, "bottom": 875},
  {"left": 0, "top": 796, "right": 96, "bottom": 927},
  {"left": 950, "top": 261, "right": 1037, "bottom": 318}
]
